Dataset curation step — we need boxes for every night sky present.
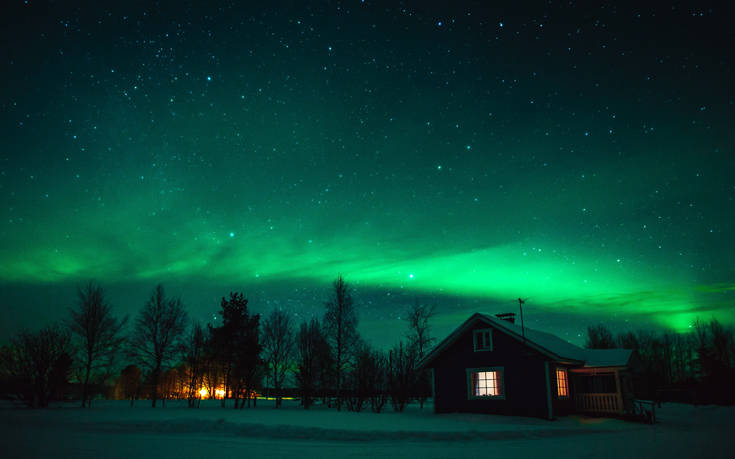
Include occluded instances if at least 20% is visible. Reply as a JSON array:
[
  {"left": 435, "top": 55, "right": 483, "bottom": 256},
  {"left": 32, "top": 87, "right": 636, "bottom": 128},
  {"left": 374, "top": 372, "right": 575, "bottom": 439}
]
[{"left": 1, "top": 1, "right": 733, "bottom": 348}]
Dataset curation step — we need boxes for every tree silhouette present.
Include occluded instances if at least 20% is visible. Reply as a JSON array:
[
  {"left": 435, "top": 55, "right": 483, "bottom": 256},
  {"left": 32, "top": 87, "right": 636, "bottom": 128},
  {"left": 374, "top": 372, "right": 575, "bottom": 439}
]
[
  {"left": 0, "top": 324, "right": 73, "bottom": 408},
  {"left": 128, "top": 284, "right": 187, "bottom": 408},
  {"left": 294, "top": 318, "right": 332, "bottom": 409},
  {"left": 388, "top": 341, "right": 417, "bottom": 412},
  {"left": 406, "top": 298, "right": 436, "bottom": 359},
  {"left": 406, "top": 298, "right": 436, "bottom": 409},
  {"left": 323, "top": 275, "right": 359, "bottom": 411},
  {"left": 345, "top": 345, "right": 388, "bottom": 413},
  {"left": 184, "top": 322, "right": 207, "bottom": 408},
  {"left": 585, "top": 324, "right": 616, "bottom": 349},
  {"left": 117, "top": 365, "right": 141, "bottom": 407},
  {"left": 209, "top": 292, "right": 262, "bottom": 408},
  {"left": 262, "top": 309, "right": 294, "bottom": 408},
  {"left": 69, "top": 281, "right": 127, "bottom": 408}
]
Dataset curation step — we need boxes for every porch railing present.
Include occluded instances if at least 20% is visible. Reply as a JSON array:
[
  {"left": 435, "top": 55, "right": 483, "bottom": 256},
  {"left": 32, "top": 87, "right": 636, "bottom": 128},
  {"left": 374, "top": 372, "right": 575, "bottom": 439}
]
[{"left": 574, "top": 393, "right": 623, "bottom": 415}]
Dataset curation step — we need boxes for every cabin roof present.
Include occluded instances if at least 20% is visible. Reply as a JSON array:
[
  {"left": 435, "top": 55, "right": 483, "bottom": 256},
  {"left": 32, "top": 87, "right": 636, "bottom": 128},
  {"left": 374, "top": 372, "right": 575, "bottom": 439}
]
[
  {"left": 419, "top": 312, "right": 632, "bottom": 369},
  {"left": 582, "top": 348, "right": 633, "bottom": 368}
]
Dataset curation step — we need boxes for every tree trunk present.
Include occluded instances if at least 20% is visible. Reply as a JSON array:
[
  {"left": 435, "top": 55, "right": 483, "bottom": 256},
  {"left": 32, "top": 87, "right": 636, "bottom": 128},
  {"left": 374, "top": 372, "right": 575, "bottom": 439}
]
[
  {"left": 82, "top": 359, "right": 92, "bottom": 408},
  {"left": 336, "top": 359, "right": 341, "bottom": 411},
  {"left": 151, "top": 366, "right": 160, "bottom": 408},
  {"left": 222, "top": 364, "right": 230, "bottom": 408}
]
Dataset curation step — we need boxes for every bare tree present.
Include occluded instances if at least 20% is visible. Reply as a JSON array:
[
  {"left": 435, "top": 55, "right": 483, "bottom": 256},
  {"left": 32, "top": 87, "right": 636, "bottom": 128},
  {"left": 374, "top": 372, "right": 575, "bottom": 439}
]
[
  {"left": 387, "top": 341, "right": 417, "bottom": 412},
  {"left": 294, "top": 320, "right": 316, "bottom": 409},
  {"left": 344, "top": 345, "right": 371, "bottom": 412},
  {"left": 323, "top": 275, "right": 359, "bottom": 411},
  {"left": 345, "top": 345, "right": 388, "bottom": 413},
  {"left": 406, "top": 298, "right": 436, "bottom": 360},
  {"left": 585, "top": 324, "right": 616, "bottom": 349},
  {"left": 405, "top": 298, "right": 435, "bottom": 408},
  {"left": 262, "top": 309, "right": 294, "bottom": 408},
  {"left": 0, "top": 324, "right": 73, "bottom": 408},
  {"left": 184, "top": 322, "right": 207, "bottom": 408},
  {"left": 367, "top": 349, "right": 389, "bottom": 413},
  {"left": 294, "top": 318, "right": 332, "bottom": 409},
  {"left": 116, "top": 365, "right": 141, "bottom": 407},
  {"left": 128, "top": 284, "right": 188, "bottom": 408},
  {"left": 69, "top": 281, "right": 128, "bottom": 408}
]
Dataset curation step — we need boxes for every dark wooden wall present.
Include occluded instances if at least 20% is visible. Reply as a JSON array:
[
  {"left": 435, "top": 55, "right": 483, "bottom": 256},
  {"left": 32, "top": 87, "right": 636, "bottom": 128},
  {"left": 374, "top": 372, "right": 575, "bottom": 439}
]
[{"left": 431, "top": 322, "right": 552, "bottom": 418}]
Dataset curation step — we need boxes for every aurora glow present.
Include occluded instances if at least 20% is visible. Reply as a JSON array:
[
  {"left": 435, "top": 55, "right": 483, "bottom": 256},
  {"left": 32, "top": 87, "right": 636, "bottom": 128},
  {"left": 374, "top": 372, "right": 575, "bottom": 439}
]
[{"left": 1, "top": 2, "right": 733, "bottom": 346}]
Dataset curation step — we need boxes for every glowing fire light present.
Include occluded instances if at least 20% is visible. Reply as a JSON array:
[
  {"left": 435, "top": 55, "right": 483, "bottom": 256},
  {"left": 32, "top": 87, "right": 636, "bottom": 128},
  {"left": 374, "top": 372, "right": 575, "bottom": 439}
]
[
  {"left": 199, "top": 388, "right": 208, "bottom": 398},
  {"left": 215, "top": 389, "right": 226, "bottom": 398}
]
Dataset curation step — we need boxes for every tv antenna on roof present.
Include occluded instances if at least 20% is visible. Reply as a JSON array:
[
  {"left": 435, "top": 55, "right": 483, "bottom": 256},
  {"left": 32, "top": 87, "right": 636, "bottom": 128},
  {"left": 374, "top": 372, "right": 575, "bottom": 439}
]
[{"left": 517, "top": 297, "right": 529, "bottom": 340}]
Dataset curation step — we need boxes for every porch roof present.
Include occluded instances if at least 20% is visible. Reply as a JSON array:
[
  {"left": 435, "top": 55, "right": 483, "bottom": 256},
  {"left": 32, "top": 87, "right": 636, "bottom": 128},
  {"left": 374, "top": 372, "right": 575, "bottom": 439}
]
[{"left": 582, "top": 348, "right": 633, "bottom": 367}]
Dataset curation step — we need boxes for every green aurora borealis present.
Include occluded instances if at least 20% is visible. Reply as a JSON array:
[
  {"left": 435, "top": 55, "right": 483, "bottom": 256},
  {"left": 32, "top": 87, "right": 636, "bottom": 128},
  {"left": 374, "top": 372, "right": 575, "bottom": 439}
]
[{"left": 1, "top": 2, "right": 734, "bottom": 346}]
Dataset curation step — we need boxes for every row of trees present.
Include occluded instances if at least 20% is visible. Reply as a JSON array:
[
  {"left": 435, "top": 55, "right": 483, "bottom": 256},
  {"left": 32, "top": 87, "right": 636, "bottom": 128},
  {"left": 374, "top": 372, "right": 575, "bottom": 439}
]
[
  {"left": 168, "top": 276, "right": 436, "bottom": 412},
  {"left": 585, "top": 319, "right": 735, "bottom": 404},
  {"left": 0, "top": 282, "right": 181, "bottom": 408},
  {"left": 0, "top": 276, "right": 436, "bottom": 411},
  {"left": 291, "top": 297, "right": 434, "bottom": 413}
]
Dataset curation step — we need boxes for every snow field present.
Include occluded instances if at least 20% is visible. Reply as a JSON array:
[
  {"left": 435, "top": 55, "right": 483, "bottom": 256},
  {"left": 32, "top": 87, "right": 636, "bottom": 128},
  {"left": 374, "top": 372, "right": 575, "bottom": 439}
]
[{"left": 1, "top": 400, "right": 732, "bottom": 458}]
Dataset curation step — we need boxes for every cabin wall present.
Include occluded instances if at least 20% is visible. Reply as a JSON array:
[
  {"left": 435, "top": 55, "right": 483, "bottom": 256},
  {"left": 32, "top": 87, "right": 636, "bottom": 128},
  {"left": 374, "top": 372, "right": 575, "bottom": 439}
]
[{"left": 432, "top": 324, "right": 551, "bottom": 418}]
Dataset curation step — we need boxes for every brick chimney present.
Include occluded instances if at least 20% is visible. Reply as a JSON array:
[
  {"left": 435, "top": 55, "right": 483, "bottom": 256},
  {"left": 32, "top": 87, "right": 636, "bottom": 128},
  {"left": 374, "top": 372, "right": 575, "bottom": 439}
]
[{"left": 495, "top": 312, "right": 516, "bottom": 324}]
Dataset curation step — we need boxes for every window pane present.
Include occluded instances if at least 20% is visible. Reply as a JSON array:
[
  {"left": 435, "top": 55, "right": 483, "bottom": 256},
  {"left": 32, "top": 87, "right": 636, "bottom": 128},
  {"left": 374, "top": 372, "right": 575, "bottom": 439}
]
[
  {"left": 473, "top": 371, "right": 501, "bottom": 396},
  {"left": 556, "top": 368, "right": 568, "bottom": 397},
  {"left": 474, "top": 330, "right": 491, "bottom": 350}
]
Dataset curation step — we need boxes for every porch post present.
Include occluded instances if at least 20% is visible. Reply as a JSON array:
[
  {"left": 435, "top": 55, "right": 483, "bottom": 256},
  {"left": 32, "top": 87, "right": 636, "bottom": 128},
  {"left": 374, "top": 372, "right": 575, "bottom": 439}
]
[
  {"left": 544, "top": 361, "right": 553, "bottom": 420},
  {"left": 614, "top": 369, "right": 623, "bottom": 414},
  {"left": 431, "top": 368, "right": 437, "bottom": 413}
]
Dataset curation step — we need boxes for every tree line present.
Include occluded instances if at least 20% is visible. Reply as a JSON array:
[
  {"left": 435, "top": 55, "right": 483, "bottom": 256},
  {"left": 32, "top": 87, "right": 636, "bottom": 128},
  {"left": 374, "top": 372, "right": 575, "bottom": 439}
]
[
  {"left": 585, "top": 319, "right": 735, "bottom": 404},
  {"left": 0, "top": 276, "right": 436, "bottom": 411}
]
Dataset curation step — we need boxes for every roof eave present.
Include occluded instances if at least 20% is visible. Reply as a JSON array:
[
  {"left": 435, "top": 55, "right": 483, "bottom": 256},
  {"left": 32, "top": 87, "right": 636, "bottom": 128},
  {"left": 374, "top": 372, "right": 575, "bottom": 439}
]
[
  {"left": 418, "top": 313, "right": 588, "bottom": 368},
  {"left": 572, "top": 364, "right": 630, "bottom": 372},
  {"left": 417, "top": 313, "right": 485, "bottom": 369}
]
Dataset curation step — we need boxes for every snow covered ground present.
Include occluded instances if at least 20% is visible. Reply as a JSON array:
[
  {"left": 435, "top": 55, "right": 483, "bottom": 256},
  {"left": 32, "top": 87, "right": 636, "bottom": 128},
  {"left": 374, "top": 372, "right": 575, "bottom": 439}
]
[{"left": 1, "top": 400, "right": 732, "bottom": 458}]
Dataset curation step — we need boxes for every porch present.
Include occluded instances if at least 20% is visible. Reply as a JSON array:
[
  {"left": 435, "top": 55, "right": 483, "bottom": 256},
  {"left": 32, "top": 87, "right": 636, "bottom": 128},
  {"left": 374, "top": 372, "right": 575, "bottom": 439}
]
[
  {"left": 574, "top": 393, "right": 623, "bottom": 415},
  {"left": 571, "top": 367, "right": 630, "bottom": 416}
]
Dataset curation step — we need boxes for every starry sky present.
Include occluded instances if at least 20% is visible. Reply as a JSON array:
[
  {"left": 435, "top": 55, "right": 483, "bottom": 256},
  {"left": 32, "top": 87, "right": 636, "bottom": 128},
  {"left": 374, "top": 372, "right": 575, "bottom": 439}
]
[{"left": 1, "top": 1, "right": 733, "bottom": 348}]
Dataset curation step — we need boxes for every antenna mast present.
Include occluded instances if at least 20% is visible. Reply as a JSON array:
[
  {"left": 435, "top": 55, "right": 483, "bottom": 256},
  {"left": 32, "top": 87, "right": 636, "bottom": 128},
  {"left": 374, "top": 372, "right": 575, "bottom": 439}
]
[{"left": 518, "top": 298, "right": 526, "bottom": 339}]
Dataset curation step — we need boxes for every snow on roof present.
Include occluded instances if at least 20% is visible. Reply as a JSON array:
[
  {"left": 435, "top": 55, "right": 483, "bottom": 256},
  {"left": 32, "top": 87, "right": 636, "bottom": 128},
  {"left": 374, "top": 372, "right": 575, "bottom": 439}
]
[
  {"left": 477, "top": 313, "right": 588, "bottom": 362},
  {"left": 420, "top": 312, "right": 632, "bottom": 368},
  {"left": 582, "top": 348, "right": 633, "bottom": 367}
]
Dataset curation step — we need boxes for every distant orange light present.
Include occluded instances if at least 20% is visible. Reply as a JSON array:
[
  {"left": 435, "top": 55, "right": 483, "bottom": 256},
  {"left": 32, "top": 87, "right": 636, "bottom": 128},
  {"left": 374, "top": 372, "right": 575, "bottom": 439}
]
[
  {"left": 199, "top": 388, "right": 208, "bottom": 398},
  {"left": 215, "top": 389, "right": 226, "bottom": 398}
]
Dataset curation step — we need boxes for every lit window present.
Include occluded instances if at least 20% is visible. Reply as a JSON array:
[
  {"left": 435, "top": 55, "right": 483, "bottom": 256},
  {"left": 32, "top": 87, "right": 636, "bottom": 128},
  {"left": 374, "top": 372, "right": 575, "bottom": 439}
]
[
  {"left": 556, "top": 368, "right": 569, "bottom": 398},
  {"left": 467, "top": 367, "right": 504, "bottom": 399},
  {"left": 473, "top": 329, "right": 492, "bottom": 351}
]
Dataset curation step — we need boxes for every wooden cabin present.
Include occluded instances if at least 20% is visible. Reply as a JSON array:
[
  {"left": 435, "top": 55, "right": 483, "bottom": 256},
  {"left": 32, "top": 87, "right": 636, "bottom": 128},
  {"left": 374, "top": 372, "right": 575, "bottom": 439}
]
[{"left": 419, "top": 312, "right": 635, "bottom": 419}]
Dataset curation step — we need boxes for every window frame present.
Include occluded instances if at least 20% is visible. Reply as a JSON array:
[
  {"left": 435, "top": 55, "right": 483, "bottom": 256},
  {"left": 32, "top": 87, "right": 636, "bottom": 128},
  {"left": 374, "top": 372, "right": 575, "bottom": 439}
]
[
  {"left": 466, "top": 367, "right": 505, "bottom": 400},
  {"left": 473, "top": 328, "right": 493, "bottom": 352},
  {"left": 556, "top": 367, "right": 569, "bottom": 399}
]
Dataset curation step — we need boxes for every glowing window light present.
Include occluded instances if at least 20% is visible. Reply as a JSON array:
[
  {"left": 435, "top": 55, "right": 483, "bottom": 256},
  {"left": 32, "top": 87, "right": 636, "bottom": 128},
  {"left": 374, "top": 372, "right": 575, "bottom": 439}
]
[
  {"left": 556, "top": 368, "right": 569, "bottom": 398},
  {"left": 473, "top": 371, "right": 500, "bottom": 396}
]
